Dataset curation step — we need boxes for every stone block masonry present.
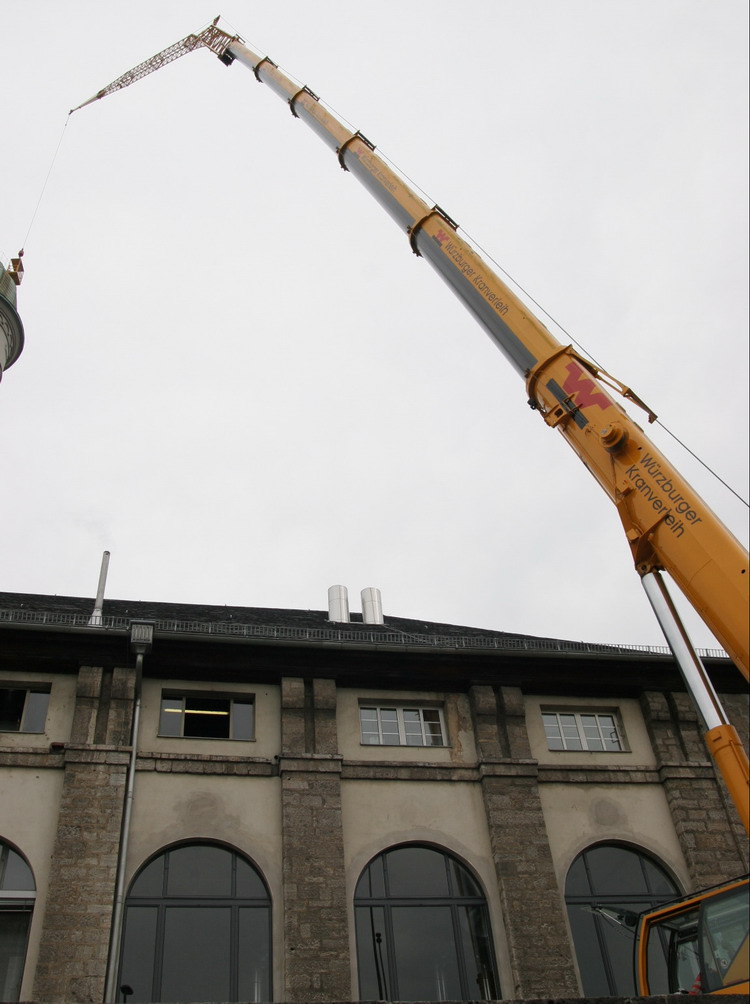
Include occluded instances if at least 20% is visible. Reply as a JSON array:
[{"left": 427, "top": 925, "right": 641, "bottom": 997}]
[
  {"left": 469, "top": 686, "right": 579, "bottom": 998},
  {"left": 280, "top": 678, "right": 351, "bottom": 1001},
  {"left": 32, "top": 666, "right": 135, "bottom": 1004},
  {"left": 641, "top": 690, "right": 748, "bottom": 886}
]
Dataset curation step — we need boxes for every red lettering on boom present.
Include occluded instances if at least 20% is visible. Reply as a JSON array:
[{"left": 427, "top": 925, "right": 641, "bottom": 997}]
[{"left": 562, "top": 361, "right": 611, "bottom": 412}]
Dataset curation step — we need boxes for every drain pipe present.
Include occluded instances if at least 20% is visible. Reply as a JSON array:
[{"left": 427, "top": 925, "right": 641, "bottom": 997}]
[{"left": 104, "top": 621, "right": 154, "bottom": 1003}]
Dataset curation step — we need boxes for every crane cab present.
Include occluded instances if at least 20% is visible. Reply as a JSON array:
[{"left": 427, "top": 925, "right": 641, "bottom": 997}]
[{"left": 636, "top": 876, "right": 749, "bottom": 995}]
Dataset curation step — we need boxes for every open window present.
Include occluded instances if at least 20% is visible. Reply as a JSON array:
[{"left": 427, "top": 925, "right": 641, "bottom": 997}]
[{"left": 158, "top": 692, "right": 254, "bottom": 741}]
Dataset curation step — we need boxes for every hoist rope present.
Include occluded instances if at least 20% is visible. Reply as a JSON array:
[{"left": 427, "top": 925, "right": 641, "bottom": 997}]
[
  {"left": 20, "top": 114, "right": 70, "bottom": 252},
  {"left": 366, "top": 140, "right": 749, "bottom": 507},
  {"left": 466, "top": 231, "right": 749, "bottom": 508}
]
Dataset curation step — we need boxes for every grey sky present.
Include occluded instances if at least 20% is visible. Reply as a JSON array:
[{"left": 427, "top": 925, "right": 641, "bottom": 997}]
[{"left": 2, "top": 1, "right": 748, "bottom": 651}]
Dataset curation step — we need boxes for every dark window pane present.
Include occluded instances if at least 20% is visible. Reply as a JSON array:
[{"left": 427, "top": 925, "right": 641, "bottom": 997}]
[
  {"left": 645, "top": 913, "right": 671, "bottom": 993},
  {"left": 119, "top": 906, "right": 158, "bottom": 1003},
  {"left": 161, "top": 907, "right": 231, "bottom": 1002},
  {"left": 567, "top": 905, "right": 612, "bottom": 995},
  {"left": 130, "top": 857, "right": 165, "bottom": 898},
  {"left": 236, "top": 858, "right": 267, "bottom": 899},
  {"left": 356, "top": 857, "right": 386, "bottom": 900},
  {"left": 586, "top": 845, "right": 646, "bottom": 895},
  {"left": 1, "top": 849, "right": 35, "bottom": 891},
  {"left": 23, "top": 692, "right": 50, "bottom": 733},
  {"left": 0, "top": 690, "right": 25, "bottom": 732},
  {"left": 231, "top": 701, "right": 254, "bottom": 741},
  {"left": 122, "top": 845, "right": 272, "bottom": 1003},
  {"left": 458, "top": 905, "right": 497, "bottom": 1000},
  {"left": 450, "top": 860, "right": 481, "bottom": 898},
  {"left": 183, "top": 698, "right": 231, "bottom": 739},
  {"left": 598, "top": 903, "right": 649, "bottom": 994},
  {"left": 643, "top": 858, "right": 679, "bottom": 896},
  {"left": 386, "top": 847, "right": 449, "bottom": 897},
  {"left": 355, "top": 906, "right": 390, "bottom": 1000},
  {"left": 355, "top": 846, "right": 500, "bottom": 1002},
  {"left": 391, "top": 906, "right": 462, "bottom": 1001},
  {"left": 566, "top": 846, "right": 679, "bottom": 997},
  {"left": 238, "top": 908, "right": 271, "bottom": 1002},
  {"left": 167, "top": 846, "right": 232, "bottom": 897},
  {"left": 0, "top": 910, "right": 32, "bottom": 1001},
  {"left": 159, "top": 698, "right": 183, "bottom": 737},
  {"left": 565, "top": 854, "right": 591, "bottom": 896}
]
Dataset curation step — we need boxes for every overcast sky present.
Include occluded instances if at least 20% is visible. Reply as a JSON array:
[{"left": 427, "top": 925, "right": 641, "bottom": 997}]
[{"left": 2, "top": 1, "right": 748, "bottom": 652}]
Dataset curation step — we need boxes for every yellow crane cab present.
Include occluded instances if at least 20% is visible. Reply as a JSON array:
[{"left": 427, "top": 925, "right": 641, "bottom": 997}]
[{"left": 636, "top": 876, "right": 749, "bottom": 995}]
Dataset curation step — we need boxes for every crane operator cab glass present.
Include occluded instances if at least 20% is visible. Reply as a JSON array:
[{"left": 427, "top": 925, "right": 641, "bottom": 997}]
[{"left": 637, "top": 878, "right": 749, "bottom": 995}]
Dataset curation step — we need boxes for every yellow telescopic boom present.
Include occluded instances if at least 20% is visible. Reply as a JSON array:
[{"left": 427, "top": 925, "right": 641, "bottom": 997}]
[{"left": 73, "top": 21, "right": 748, "bottom": 837}]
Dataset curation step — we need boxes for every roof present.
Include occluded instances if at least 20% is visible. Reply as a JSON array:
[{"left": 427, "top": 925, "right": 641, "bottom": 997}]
[
  {"left": 1, "top": 591, "right": 741, "bottom": 697},
  {"left": 0, "top": 589, "right": 726, "bottom": 661}
]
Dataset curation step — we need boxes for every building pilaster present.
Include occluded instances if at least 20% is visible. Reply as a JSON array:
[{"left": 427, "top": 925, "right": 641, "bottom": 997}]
[
  {"left": 469, "top": 685, "right": 578, "bottom": 997},
  {"left": 32, "top": 665, "right": 134, "bottom": 1004},
  {"left": 280, "top": 677, "right": 350, "bottom": 1002},
  {"left": 640, "top": 690, "right": 748, "bottom": 887}
]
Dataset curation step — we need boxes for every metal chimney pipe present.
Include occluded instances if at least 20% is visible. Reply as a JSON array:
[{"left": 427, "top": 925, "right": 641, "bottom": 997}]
[
  {"left": 361, "top": 587, "right": 384, "bottom": 625},
  {"left": 328, "top": 584, "right": 350, "bottom": 623},
  {"left": 89, "top": 550, "right": 111, "bottom": 626}
]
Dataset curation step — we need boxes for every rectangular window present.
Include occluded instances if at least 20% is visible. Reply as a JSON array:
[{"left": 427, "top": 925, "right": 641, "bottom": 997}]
[
  {"left": 359, "top": 706, "right": 446, "bottom": 747},
  {"left": 0, "top": 687, "right": 51, "bottom": 733},
  {"left": 542, "top": 710, "right": 625, "bottom": 752},
  {"left": 159, "top": 693, "right": 254, "bottom": 741}
]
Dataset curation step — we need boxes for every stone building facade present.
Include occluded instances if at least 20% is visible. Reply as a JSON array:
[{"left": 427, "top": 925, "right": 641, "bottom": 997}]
[{"left": 0, "top": 590, "right": 747, "bottom": 1003}]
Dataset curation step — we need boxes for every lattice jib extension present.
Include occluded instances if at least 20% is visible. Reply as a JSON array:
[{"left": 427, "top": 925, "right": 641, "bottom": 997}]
[{"left": 70, "top": 22, "right": 236, "bottom": 113}]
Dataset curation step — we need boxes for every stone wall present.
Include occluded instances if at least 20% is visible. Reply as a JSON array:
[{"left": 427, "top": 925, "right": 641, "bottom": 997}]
[
  {"left": 32, "top": 666, "right": 135, "bottom": 1003},
  {"left": 641, "top": 689, "right": 749, "bottom": 886},
  {"left": 280, "top": 678, "right": 351, "bottom": 1002},
  {"left": 470, "top": 685, "right": 579, "bottom": 998}
]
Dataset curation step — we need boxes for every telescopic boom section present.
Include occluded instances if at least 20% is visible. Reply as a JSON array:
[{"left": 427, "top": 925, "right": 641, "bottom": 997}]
[
  {"left": 73, "top": 24, "right": 749, "bottom": 683},
  {"left": 226, "top": 37, "right": 749, "bottom": 681}
]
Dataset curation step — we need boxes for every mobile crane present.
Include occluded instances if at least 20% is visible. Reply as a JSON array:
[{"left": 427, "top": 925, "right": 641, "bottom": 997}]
[{"left": 73, "top": 18, "right": 748, "bottom": 996}]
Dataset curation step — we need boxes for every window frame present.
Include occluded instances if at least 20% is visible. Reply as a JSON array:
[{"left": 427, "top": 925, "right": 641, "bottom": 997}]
[
  {"left": 0, "top": 841, "right": 36, "bottom": 1002},
  {"left": 358, "top": 704, "right": 447, "bottom": 747},
  {"left": 119, "top": 842, "right": 272, "bottom": 1003},
  {"left": 158, "top": 691, "right": 255, "bottom": 742},
  {"left": 354, "top": 843, "right": 500, "bottom": 1001},
  {"left": 0, "top": 685, "right": 51, "bottom": 734},
  {"left": 565, "top": 842, "right": 680, "bottom": 996},
  {"left": 541, "top": 708, "right": 627, "bottom": 752}
]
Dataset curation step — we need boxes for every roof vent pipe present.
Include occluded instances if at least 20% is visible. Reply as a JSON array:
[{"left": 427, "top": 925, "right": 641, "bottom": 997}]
[
  {"left": 89, "top": 550, "right": 110, "bottom": 626},
  {"left": 361, "top": 587, "right": 384, "bottom": 625},
  {"left": 328, "top": 584, "right": 350, "bottom": 623}
]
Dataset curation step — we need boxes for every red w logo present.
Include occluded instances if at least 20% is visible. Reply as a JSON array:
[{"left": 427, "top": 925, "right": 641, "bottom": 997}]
[{"left": 561, "top": 361, "right": 610, "bottom": 412}]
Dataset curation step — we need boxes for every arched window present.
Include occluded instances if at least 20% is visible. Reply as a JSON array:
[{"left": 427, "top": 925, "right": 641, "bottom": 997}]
[
  {"left": 354, "top": 844, "right": 500, "bottom": 1001},
  {"left": 0, "top": 840, "right": 36, "bottom": 1002},
  {"left": 118, "top": 843, "right": 271, "bottom": 1003},
  {"left": 565, "top": 842, "right": 679, "bottom": 995}
]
